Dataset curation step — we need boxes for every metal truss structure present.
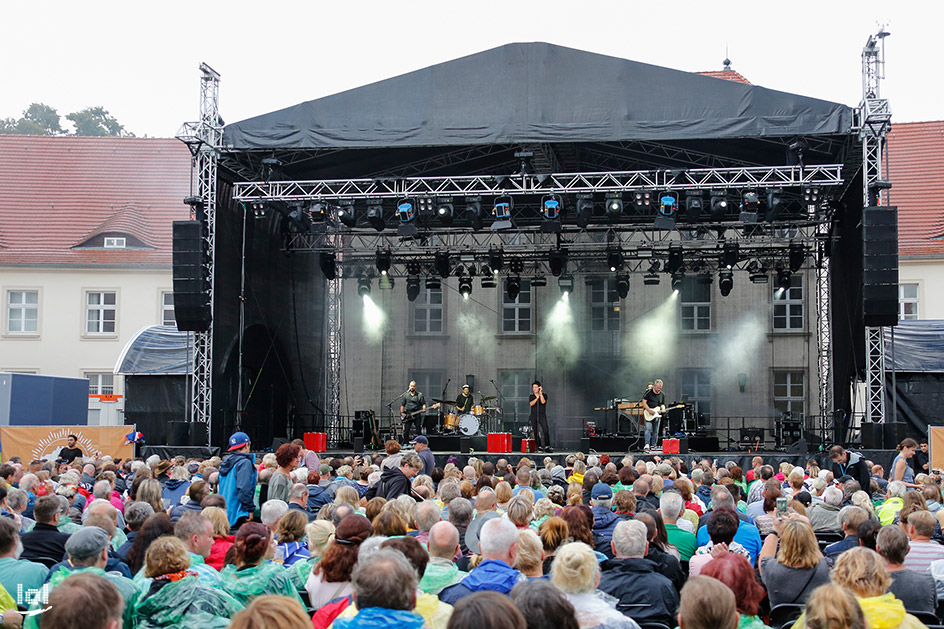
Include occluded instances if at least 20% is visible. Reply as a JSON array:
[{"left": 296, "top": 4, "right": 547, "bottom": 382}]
[
  {"left": 233, "top": 164, "right": 844, "bottom": 202},
  {"left": 860, "top": 28, "right": 892, "bottom": 424},
  {"left": 176, "top": 63, "right": 223, "bottom": 442},
  {"left": 323, "top": 234, "right": 343, "bottom": 430},
  {"left": 815, "top": 224, "right": 833, "bottom": 426}
]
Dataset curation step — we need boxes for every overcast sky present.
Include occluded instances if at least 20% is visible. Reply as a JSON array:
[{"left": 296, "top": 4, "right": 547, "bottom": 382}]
[{"left": 2, "top": 0, "right": 940, "bottom": 138}]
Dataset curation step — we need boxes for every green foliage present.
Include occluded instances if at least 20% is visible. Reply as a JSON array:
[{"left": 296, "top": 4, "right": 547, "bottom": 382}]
[{"left": 0, "top": 103, "right": 133, "bottom": 136}]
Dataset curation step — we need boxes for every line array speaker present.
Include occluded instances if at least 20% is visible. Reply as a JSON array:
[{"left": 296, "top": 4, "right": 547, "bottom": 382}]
[
  {"left": 172, "top": 220, "right": 211, "bottom": 332},
  {"left": 862, "top": 206, "right": 899, "bottom": 328}
]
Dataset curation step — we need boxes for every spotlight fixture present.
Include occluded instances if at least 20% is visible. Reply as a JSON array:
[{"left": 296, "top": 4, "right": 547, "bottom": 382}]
[
  {"left": 458, "top": 275, "right": 473, "bottom": 300},
  {"left": 671, "top": 270, "right": 685, "bottom": 292},
  {"left": 558, "top": 275, "right": 575, "bottom": 295},
  {"left": 480, "top": 264, "right": 492, "bottom": 277},
  {"left": 319, "top": 252, "right": 337, "bottom": 280},
  {"left": 530, "top": 276, "right": 548, "bottom": 287},
  {"left": 338, "top": 201, "right": 356, "bottom": 228},
  {"left": 739, "top": 192, "right": 760, "bottom": 223},
  {"left": 719, "top": 269, "right": 734, "bottom": 296},
  {"left": 684, "top": 191, "right": 704, "bottom": 220},
  {"left": 803, "top": 187, "right": 820, "bottom": 204},
  {"left": 710, "top": 191, "right": 729, "bottom": 221},
  {"left": 665, "top": 244, "right": 683, "bottom": 275},
  {"left": 307, "top": 202, "right": 326, "bottom": 222},
  {"left": 643, "top": 273, "right": 660, "bottom": 286},
  {"left": 776, "top": 268, "right": 792, "bottom": 292},
  {"left": 481, "top": 273, "right": 497, "bottom": 289},
  {"left": 434, "top": 251, "right": 451, "bottom": 278},
  {"left": 488, "top": 248, "right": 504, "bottom": 273},
  {"left": 357, "top": 277, "right": 371, "bottom": 297},
  {"left": 748, "top": 262, "right": 769, "bottom": 284},
  {"left": 425, "top": 278, "right": 442, "bottom": 290},
  {"left": 616, "top": 274, "right": 630, "bottom": 299},
  {"left": 491, "top": 196, "right": 513, "bottom": 230},
  {"left": 466, "top": 197, "right": 484, "bottom": 231},
  {"left": 607, "top": 248, "right": 624, "bottom": 272},
  {"left": 541, "top": 194, "right": 563, "bottom": 233},
  {"left": 509, "top": 259, "right": 524, "bottom": 274},
  {"left": 378, "top": 274, "right": 395, "bottom": 290},
  {"left": 788, "top": 242, "right": 804, "bottom": 272},
  {"left": 436, "top": 198, "right": 454, "bottom": 225},
  {"left": 417, "top": 197, "right": 435, "bottom": 217},
  {"left": 605, "top": 193, "right": 624, "bottom": 219},
  {"left": 506, "top": 276, "right": 521, "bottom": 301},
  {"left": 375, "top": 249, "right": 391, "bottom": 275},
  {"left": 654, "top": 194, "right": 678, "bottom": 230},
  {"left": 367, "top": 200, "right": 385, "bottom": 231},
  {"left": 250, "top": 201, "right": 266, "bottom": 219},
  {"left": 575, "top": 195, "right": 593, "bottom": 229},
  {"left": 397, "top": 199, "right": 416, "bottom": 223},
  {"left": 765, "top": 188, "right": 784, "bottom": 222},
  {"left": 634, "top": 190, "right": 652, "bottom": 210},
  {"left": 548, "top": 250, "right": 567, "bottom": 277},
  {"left": 722, "top": 241, "right": 739, "bottom": 269},
  {"left": 406, "top": 276, "right": 421, "bottom": 302}
]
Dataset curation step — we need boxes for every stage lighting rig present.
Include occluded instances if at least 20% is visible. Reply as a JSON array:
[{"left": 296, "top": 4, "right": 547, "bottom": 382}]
[
  {"left": 357, "top": 277, "right": 371, "bottom": 297},
  {"left": 488, "top": 248, "right": 504, "bottom": 273},
  {"left": 710, "top": 191, "right": 729, "bottom": 221},
  {"left": 776, "top": 268, "right": 792, "bottom": 292},
  {"left": 575, "top": 195, "right": 593, "bottom": 229},
  {"left": 434, "top": 251, "right": 451, "bottom": 278},
  {"left": 671, "top": 270, "right": 684, "bottom": 292},
  {"left": 549, "top": 250, "right": 567, "bottom": 277},
  {"left": 634, "top": 190, "right": 652, "bottom": 211},
  {"left": 616, "top": 274, "right": 630, "bottom": 299},
  {"left": 397, "top": 199, "right": 416, "bottom": 222},
  {"left": 458, "top": 275, "right": 473, "bottom": 300},
  {"left": 764, "top": 188, "right": 783, "bottom": 222},
  {"left": 506, "top": 276, "right": 521, "bottom": 301},
  {"left": 338, "top": 201, "right": 357, "bottom": 228},
  {"left": 654, "top": 194, "right": 678, "bottom": 230},
  {"left": 509, "top": 259, "right": 524, "bottom": 275},
  {"left": 249, "top": 201, "right": 267, "bottom": 220},
  {"left": 425, "top": 278, "right": 442, "bottom": 290},
  {"left": 307, "top": 202, "right": 326, "bottom": 222},
  {"left": 558, "top": 275, "right": 574, "bottom": 295},
  {"left": 481, "top": 270, "right": 497, "bottom": 289},
  {"left": 684, "top": 191, "right": 704, "bottom": 220},
  {"left": 375, "top": 249, "right": 392, "bottom": 276},
  {"left": 747, "top": 261, "right": 769, "bottom": 284},
  {"left": 605, "top": 193, "right": 624, "bottom": 219},
  {"left": 367, "top": 199, "right": 385, "bottom": 231},
  {"left": 491, "top": 196, "right": 513, "bottom": 231},
  {"left": 789, "top": 242, "right": 804, "bottom": 272},
  {"left": 739, "top": 192, "right": 760, "bottom": 223},
  {"left": 722, "top": 241, "right": 739, "bottom": 269},
  {"left": 530, "top": 276, "right": 548, "bottom": 287},
  {"left": 436, "top": 198, "right": 454, "bottom": 225},
  {"left": 466, "top": 197, "right": 484, "bottom": 231},
  {"left": 406, "top": 276, "right": 421, "bottom": 302},
  {"left": 665, "top": 244, "right": 683, "bottom": 275},
  {"left": 719, "top": 269, "right": 734, "bottom": 296},
  {"left": 541, "top": 194, "right": 563, "bottom": 233},
  {"left": 803, "top": 187, "right": 820, "bottom": 204},
  {"left": 319, "top": 252, "right": 337, "bottom": 280},
  {"left": 607, "top": 248, "right": 624, "bottom": 272},
  {"left": 417, "top": 197, "right": 435, "bottom": 218}
]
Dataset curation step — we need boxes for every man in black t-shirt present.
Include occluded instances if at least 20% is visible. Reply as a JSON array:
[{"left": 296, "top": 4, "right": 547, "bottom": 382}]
[
  {"left": 400, "top": 381, "right": 426, "bottom": 442},
  {"left": 57, "top": 434, "right": 83, "bottom": 463},
  {"left": 641, "top": 380, "right": 666, "bottom": 452},
  {"left": 529, "top": 380, "right": 551, "bottom": 452},
  {"left": 454, "top": 385, "right": 474, "bottom": 414}
]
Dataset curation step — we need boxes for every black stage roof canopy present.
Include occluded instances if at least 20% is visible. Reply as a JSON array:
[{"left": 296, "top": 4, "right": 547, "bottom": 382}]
[{"left": 224, "top": 42, "right": 855, "bottom": 170}]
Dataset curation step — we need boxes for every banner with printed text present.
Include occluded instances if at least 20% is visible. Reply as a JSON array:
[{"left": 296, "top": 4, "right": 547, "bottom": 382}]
[{"left": 0, "top": 426, "right": 133, "bottom": 463}]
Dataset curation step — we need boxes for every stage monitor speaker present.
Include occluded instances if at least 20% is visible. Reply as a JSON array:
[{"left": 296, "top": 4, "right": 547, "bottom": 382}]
[
  {"left": 351, "top": 419, "right": 365, "bottom": 439},
  {"left": 167, "top": 421, "right": 191, "bottom": 446},
  {"left": 677, "top": 437, "right": 689, "bottom": 454},
  {"left": 352, "top": 437, "right": 363, "bottom": 452},
  {"left": 172, "top": 220, "right": 211, "bottom": 332},
  {"left": 861, "top": 423, "right": 883, "bottom": 449},
  {"left": 579, "top": 437, "right": 590, "bottom": 453},
  {"left": 786, "top": 438, "right": 809, "bottom": 456},
  {"left": 862, "top": 207, "right": 899, "bottom": 328},
  {"left": 459, "top": 437, "right": 471, "bottom": 454},
  {"left": 688, "top": 436, "right": 719, "bottom": 452},
  {"left": 190, "top": 422, "right": 208, "bottom": 447},
  {"left": 270, "top": 437, "right": 289, "bottom": 451},
  {"left": 883, "top": 422, "right": 908, "bottom": 449}
]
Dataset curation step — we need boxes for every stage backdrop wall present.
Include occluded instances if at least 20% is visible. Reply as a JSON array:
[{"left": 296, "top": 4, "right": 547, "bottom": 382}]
[{"left": 0, "top": 426, "right": 133, "bottom": 462}]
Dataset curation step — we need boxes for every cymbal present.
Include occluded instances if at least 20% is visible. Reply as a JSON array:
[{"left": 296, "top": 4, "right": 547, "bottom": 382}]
[
  {"left": 433, "top": 398, "right": 456, "bottom": 405},
  {"left": 480, "top": 395, "right": 497, "bottom": 402}
]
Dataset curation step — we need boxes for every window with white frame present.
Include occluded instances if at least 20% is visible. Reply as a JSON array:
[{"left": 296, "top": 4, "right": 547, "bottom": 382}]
[
  {"left": 680, "top": 276, "right": 711, "bottom": 331},
  {"left": 6, "top": 290, "right": 38, "bottom": 333},
  {"left": 502, "top": 280, "right": 532, "bottom": 333},
  {"left": 899, "top": 283, "right": 919, "bottom": 320},
  {"left": 161, "top": 292, "right": 176, "bottom": 327},
  {"left": 500, "top": 370, "right": 533, "bottom": 426},
  {"left": 773, "top": 276, "right": 803, "bottom": 330},
  {"left": 103, "top": 237, "right": 127, "bottom": 249},
  {"left": 86, "top": 372, "right": 115, "bottom": 395},
  {"left": 86, "top": 291, "right": 117, "bottom": 334},
  {"left": 409, "top": 371, "right": 444, "bottom": 406},
  {"left": 773, "top": 371, "right": 805, "bottom": 417},
  {"left": 412, "top": 287, "right": 443, "bottom": 334},
  {"left": 588, "top": 279, "right": 620, "bottom": 354},
  {"left": 679, "top": 369, "right": 711, "bottom": 418}
]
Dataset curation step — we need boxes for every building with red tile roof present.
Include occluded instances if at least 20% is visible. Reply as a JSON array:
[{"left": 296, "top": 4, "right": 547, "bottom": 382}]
[{"left": 0, "top": 135, "right": 192, "bottom": 422}]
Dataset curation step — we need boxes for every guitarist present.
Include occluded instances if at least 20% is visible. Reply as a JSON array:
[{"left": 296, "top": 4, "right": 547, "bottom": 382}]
[
  {"left": 642, "top": 379, "right": 666, "bottom": 453},
  {"left": 400, "top": 380, "right": 427, "bottom": 442}
]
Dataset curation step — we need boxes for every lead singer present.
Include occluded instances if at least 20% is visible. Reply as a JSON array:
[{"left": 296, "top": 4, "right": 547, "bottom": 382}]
[{"left": 529, "top": 380, "right": 551, "bottom": 453}]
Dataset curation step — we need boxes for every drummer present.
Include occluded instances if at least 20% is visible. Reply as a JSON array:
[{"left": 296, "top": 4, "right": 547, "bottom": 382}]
[{"left": 454, "top": 385, "right": 474, "bottom": 414}]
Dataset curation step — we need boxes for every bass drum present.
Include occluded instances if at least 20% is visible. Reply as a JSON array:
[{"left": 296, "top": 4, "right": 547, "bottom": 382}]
[
  {"left": 459, "top": 413, "right": 480, "bottom": 436},
  {"left": 444, "top": 413, "right": 458, "bottom": 430}
]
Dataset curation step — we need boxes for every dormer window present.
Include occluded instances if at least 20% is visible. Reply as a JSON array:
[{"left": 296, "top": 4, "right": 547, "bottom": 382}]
[{"left": 104, "top": 237, "right": 127, "bottom": 249}]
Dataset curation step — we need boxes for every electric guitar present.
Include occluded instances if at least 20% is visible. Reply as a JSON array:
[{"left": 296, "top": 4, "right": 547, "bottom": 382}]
[
  {"left": 400, "top": 403, "right": 441, "bottom": 426},
  {"left": 643, "top": 404, "right": 686, "bottom": 422}
]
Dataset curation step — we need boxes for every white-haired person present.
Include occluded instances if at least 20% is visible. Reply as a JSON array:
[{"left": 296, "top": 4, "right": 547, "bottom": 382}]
[
  {"left": 439, "top": 517, "right": 526, "bottom": 605},
  {"left": 550, "top": 541, "right": 639, "bottom": 629}
]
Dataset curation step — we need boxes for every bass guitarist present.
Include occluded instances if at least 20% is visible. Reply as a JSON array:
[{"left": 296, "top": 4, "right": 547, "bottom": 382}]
[
  {"left": 641, "top": 379, "right": 666, "bottom": 452},
  {"left": 400, "top": 380, "right": 427, "bottom": 442}
]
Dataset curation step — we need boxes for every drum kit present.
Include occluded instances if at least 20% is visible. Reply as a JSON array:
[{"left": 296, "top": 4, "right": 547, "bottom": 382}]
[{"left": 436, "top": 395, "right": 501, "bottom": 436}]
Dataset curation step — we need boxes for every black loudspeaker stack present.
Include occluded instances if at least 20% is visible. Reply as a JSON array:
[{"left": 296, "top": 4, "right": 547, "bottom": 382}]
[
  {"left": 861, "top": 422, "right": 908, "bottom": 450},
  {"left": 172, "top": 221, "right": 211, "bottom": 332},
  {"left": 862, "top": 206, "right": 899, "bottom": 328}
]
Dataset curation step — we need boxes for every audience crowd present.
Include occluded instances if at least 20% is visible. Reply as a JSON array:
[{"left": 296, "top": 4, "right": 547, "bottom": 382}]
[{"left": 0, "top": 434, "right": 940, "bottom": 628}]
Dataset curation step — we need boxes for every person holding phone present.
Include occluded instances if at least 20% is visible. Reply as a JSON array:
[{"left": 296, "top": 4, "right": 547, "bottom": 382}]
[{"left": 757, "top": 514, "right": 830, "bottom": 608}]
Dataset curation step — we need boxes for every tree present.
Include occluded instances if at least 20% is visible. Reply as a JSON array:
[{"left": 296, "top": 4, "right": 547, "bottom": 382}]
[
  {"left": 0, "top": 103, "right": 64, "bottom": 135},
  {"left": 66, "top": 106, "right": 133, "bottom": 137}
]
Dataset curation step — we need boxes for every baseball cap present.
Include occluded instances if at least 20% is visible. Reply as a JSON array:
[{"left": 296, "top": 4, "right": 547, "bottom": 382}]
[
  {"left": 411, "top": 435, "right": 429, "bottom": 445},
  {"left": 591, "top": 483, "right": 613, "bottom": 500},
  {"left": 227, "top": 432, "right": 250, "bottom": 451}
]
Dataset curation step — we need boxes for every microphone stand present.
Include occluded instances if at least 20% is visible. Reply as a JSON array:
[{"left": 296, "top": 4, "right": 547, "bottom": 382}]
[
  {"left": 490, "top": 379, "right": 508, "bottom": 432},
  {"left": 437, "top": 379, "right": 450, "bottom": 435},
  {"left": 387, "top": 390, "right": 410, "bottom": 441}
]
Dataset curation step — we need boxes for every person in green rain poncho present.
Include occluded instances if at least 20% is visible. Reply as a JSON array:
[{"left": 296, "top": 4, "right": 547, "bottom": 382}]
[
  {"left": 133, "top": 536, "right": 243, "bottom": 629},
  {"left": 25, "top": 527, "right": 138, "bottom": 629},
  {"left": 219, "top": 521, "right": 304, "bottom": 606}
]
